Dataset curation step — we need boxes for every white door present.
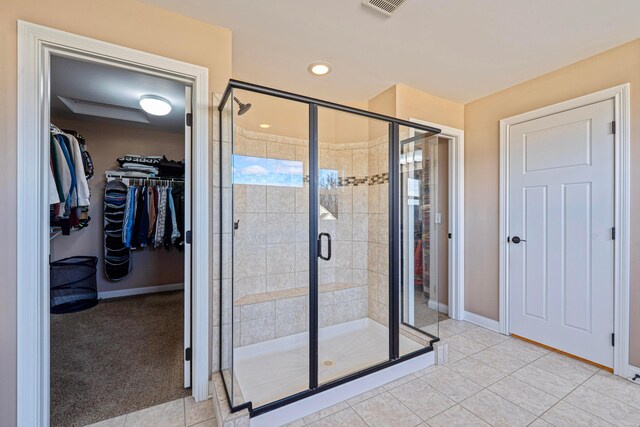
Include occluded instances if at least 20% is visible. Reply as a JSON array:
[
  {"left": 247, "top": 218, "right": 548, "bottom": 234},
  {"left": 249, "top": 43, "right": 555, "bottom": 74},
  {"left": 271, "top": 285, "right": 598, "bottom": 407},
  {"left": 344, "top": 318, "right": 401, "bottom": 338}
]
[
  {"left": 183, "top": 86, "right": 192, "bottom": 387},
  {"left": 508, "top": 99, "right": 615, "bottom": 368}
]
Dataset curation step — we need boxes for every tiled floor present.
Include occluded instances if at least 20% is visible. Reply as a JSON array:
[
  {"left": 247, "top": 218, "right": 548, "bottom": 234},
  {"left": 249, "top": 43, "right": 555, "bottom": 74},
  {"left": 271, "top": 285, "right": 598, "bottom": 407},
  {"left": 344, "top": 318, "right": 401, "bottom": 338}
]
[
  {"left": 286, "top": 318, "right": 640, "bottom": 427},
  {"left": 85, "top": 396, "right": 215, "bottom": 427},
  {"left": 93, "top": 318, "right": 640, "bottom": 427}
]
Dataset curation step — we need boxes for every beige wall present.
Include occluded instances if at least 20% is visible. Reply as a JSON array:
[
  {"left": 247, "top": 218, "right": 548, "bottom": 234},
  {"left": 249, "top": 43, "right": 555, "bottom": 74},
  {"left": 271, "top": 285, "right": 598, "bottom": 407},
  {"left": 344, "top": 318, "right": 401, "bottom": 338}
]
[
  {"left": 0, "top": 0, "right": 231, "bottom": 424},
  {"left": 368, "top": 86, "right": 397, "bottom": 139},
  {"left": 368, "top": 85, "right": 464, "bottom": 313},
  {"left": 51, "top": 118, "right": 185, "bottom": 293},
  {"left": 396, "top": 84, "right": 465, "bottom": 130},
  {"left": 464, "top": 38, "right": 640, "bottom": 365},
  {"left": 368, "top": 83, "right": 465, "bottom": 136}
]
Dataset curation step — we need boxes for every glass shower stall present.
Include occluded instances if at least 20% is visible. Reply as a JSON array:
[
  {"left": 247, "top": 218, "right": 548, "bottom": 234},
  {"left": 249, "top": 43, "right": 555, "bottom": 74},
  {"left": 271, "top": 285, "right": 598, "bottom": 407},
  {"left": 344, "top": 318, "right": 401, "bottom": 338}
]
[{"left": 218, "top": 80, "right": 443, "bottom": 415}]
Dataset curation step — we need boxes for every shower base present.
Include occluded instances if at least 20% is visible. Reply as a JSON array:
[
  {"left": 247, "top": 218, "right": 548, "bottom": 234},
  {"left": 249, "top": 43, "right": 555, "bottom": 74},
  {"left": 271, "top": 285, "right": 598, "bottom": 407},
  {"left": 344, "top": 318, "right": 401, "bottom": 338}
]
[{"left": 233, "top": 317, "right": 426, "bottom": 410}]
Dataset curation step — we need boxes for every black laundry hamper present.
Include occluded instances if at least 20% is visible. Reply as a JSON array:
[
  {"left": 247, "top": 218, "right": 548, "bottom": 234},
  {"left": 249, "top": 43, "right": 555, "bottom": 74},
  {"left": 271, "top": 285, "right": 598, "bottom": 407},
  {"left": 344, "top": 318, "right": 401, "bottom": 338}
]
[{"left": 50, "top": 256, "right": 99, "bottom": 314}]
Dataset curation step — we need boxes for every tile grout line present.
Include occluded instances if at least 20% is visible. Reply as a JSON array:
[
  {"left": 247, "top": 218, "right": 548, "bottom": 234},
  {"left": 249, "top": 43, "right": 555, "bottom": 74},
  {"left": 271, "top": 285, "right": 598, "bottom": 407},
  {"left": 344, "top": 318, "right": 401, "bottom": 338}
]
[
  {"left": 533, "top": 369, "right": 609, "bottom": 425},
  {"left": 439, "top": 324, "right": 562, "bottom": 420},
  {"left": 562, "top": 369, "right": 640, "bottom": 424},
  {"left": 407, "top": 380, "right": 459, "bottom": 422},
  {"left": 578, "top": 371, "right": 640, "bottom": 410},
  {"left": 297, "top": 320, "right": 612, "bottom": 427},
  {"left": 459, "top": 387, "right": 538, "bottom": 425},
  {"left": 436, "top": 326, "right": 549, "bottom": 425},
  {"left": 452, "top": 324, "right": 630, "bottom": 424}
]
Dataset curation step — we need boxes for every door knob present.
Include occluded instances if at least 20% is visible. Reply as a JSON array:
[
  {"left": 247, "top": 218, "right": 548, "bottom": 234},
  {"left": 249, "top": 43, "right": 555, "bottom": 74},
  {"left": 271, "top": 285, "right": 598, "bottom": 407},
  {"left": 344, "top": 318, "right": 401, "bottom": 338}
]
[{"left": 511, "top": 236, "right": 526, "bottom": 244}]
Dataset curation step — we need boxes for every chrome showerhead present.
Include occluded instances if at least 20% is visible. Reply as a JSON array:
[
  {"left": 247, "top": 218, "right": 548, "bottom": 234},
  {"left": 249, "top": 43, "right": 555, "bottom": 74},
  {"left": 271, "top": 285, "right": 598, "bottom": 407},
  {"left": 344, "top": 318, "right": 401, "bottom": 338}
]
[{"left": 233, "top": 96, "right": 252, "bottom": 116}]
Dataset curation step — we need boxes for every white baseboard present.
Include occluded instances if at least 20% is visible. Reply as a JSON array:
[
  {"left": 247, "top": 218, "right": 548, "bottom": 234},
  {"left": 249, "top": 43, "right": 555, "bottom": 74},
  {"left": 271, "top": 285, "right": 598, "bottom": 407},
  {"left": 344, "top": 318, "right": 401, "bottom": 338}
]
[
  {"left": 624, "top": 364, "right": 640, "bottom": 383},
  {"left": 98, "top": 283, "right": 184, "bottom": 299},
  {"left": 427, "top": 300, "right": 449, "bottom": 314},
  {"left": 463, "top": 311, "right": 501, "bottom": 333}
]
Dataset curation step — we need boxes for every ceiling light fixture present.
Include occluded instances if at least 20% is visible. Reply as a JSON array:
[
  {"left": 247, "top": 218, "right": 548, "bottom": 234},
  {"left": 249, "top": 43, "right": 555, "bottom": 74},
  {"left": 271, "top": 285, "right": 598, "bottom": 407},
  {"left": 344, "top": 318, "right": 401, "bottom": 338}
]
[
  {"left": 139, "top": 95, "right": 172, "bottom": 116},
  {"left": 259, "top": 123, "right": 271, "bottom": 129},
  {"left": 308, "top": 61, "right": 332, "bottom": 76}
]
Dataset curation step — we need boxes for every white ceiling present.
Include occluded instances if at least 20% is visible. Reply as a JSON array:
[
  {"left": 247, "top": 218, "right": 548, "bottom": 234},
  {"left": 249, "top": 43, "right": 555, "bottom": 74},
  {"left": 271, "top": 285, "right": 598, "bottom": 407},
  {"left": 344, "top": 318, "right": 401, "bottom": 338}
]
[
  {"left": 50, "top": 55, "right": 186, "bottom": 132},
  {"left": 146, "top": 0, "right": 640, "bottom": 103}
]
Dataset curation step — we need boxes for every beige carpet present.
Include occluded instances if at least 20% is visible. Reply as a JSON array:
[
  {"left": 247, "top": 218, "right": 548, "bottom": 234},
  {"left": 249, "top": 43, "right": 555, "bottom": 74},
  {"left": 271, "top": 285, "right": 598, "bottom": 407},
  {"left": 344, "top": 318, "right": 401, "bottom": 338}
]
[
  {"left": 50, "top": 291, "right": 190, "bottom": 427},
  {"left": 412, "top": 287, "right": 449, "bottom": 330}
]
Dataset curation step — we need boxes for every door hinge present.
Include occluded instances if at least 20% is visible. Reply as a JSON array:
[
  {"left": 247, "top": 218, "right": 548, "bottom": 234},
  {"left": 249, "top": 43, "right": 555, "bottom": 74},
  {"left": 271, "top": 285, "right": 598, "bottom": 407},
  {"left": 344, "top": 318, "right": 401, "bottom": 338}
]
[
  {"left": 185, "top": 230, "right": 192, "bottom": 244},
  {"left": 611, "top": 333, "right": 615, "bottom": 347},
  {"left": 185, "top": 347, "right": 192, "bottom": 361},
  {"left": 448, "top": 233, "right": 452, "bottom": 239},
  {"left": 507, "top": 236, "right": 510, "bottom": 243},
  {"left": 611, "top": 120, "right": 616, "bottom": 135},
  {"left": 611, "top": 227, "right": 615, "bottom": 240},
  {"left": 186, "top": 113, "right": 193, "bottom": 127}
]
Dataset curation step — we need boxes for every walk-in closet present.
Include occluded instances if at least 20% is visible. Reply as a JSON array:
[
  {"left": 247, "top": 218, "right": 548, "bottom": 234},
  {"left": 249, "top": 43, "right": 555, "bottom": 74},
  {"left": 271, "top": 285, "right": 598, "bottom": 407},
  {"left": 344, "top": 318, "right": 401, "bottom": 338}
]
[{"left": 48, "top": 55, "right": 192, "bottom": 426}]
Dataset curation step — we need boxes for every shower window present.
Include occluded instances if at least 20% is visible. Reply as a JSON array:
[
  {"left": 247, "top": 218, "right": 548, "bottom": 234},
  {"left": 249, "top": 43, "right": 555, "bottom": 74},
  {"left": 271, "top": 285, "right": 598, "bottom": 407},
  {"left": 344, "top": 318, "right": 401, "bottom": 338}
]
[
  {"left": 233, "top": 155, "right": 304, "bottom": 187},
  {"left": 219, "top": 81, "right": 441, "bottom": 414}
]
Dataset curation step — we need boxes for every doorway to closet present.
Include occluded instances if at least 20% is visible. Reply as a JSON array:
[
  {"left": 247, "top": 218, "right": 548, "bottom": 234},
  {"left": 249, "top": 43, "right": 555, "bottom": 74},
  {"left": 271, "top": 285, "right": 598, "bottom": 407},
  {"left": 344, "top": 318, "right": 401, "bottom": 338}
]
[
  {"left": 48, "top": 54, "right": 193, "bottom": 426},
  {"left": 400, "top": 133, "right": 452, "bottom": 334}
]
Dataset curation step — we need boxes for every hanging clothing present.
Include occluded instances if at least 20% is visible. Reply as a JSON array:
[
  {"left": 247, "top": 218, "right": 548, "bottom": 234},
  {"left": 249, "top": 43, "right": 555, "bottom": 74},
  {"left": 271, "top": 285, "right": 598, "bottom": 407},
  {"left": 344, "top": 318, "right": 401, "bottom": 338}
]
[
  {"left": 105, "top": 175, "right": 184, "bottom": 281},
  {"left": 122, "top": 185, "right": 137, "bottom": 248},
  {"left": 63, "top": 129, "right": 94, "bottom": 179},
  {"left": 50, "top": 136, "right": 65, "bottom": 204},
  {"left": 54, "top": 133, "right": 77, "bottom": 212},
  {"left": 131, "top": 186, "right": 146, "bottom": 248},
  {"left": 68, "top": 134, "right": 91, "bottom": 207},
  {"left": 136, "top": 186, "right": 149, "bottom": 248},
  {"left": 163, "top": 187, "right": 173, "bottom": 247},
  {"left": 49, "top": 126, "right": 93, "bottom": 232},
  {"left": 154, "top": 186, "right": 168, "bottom": 248},
  {"left": 168, "top": 187, "right": 181, "bottom": 244},
  {"left": 147, "top": 186, "right": 157, "bottom": 240},
  {"left": 414, "top": 238, "right": 423, "bottom": 286},
  {"left": 172, "top": 185, "right": 185, "bottom": 249},
  {"left": 48, "top": 163, "right": 60, "bottom": 205}
]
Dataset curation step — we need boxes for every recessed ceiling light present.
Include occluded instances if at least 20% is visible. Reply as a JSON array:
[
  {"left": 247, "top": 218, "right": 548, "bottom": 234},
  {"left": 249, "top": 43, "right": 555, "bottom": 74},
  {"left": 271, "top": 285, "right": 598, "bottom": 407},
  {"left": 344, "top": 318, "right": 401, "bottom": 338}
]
[
  {"left": 259, "top": 123, "right": 271, "bottom": 129},
  {"left": 139, "top": 95, "right": 172, "bottom": 116},
  {"left": 308, "top": 61, "right": 332, "bottom": 76}
]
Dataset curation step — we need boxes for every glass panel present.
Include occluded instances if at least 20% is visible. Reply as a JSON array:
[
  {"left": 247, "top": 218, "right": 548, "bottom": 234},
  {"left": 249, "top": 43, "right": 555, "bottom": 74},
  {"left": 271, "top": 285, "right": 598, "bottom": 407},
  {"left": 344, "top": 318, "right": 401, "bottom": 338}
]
[
  {"left": 219, "top": 91, "right": 234, "bottom": 404},
  {"left": 229, "top": 89, "right": 310, "bottom": 407},
  {"left": 399, "top": 126, "right": 442, "bottom": 349},
  {"left": 316, "top": 107, "right": 393, "bottom": 384},
  {"left": 220, "top": 83, "right": 441, "bottom": 408}
]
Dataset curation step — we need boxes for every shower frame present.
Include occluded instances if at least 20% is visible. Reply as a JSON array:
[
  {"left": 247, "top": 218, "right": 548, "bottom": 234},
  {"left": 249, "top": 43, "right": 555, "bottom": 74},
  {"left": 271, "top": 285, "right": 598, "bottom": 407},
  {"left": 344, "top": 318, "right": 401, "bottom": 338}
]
[{"left": 218, "top": 79, "right": 441, "bottom": 416}]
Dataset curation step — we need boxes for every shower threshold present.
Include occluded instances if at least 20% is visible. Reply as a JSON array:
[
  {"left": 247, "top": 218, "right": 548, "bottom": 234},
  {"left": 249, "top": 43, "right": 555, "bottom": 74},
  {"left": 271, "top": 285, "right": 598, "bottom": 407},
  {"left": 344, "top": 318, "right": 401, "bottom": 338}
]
[{"left": 233, "top": 317, "right": 433, "bottom": 421}]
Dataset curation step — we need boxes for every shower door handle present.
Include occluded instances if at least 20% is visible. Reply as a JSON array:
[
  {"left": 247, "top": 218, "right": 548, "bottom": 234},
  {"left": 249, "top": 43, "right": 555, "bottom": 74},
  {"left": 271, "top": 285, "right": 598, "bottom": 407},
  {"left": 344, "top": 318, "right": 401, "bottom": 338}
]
[{"left": 318, "top": 233, "right": 332, "bottom": 261}]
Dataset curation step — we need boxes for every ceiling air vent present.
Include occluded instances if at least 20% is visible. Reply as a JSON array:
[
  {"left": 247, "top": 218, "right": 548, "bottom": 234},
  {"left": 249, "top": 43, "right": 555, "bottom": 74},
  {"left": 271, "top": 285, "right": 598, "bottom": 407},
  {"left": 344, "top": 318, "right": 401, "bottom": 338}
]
[{"left": 362, "top": 0, "right": 406, "bottom": 16}]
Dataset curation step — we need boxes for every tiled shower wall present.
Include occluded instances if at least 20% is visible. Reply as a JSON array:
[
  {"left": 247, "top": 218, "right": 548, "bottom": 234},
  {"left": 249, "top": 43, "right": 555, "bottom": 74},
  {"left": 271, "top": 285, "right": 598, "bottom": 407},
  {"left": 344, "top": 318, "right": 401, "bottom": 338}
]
[
  {"left": 366, "top": 135, "right": 390, "bottom": 327},
  {"left": 223, "top": 127, "right": 393, "bottom": 348}
]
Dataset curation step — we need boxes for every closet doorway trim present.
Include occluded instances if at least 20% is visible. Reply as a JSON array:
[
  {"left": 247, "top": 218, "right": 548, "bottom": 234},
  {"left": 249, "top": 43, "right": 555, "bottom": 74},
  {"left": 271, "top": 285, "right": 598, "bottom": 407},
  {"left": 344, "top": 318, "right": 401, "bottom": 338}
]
[{"left": 17, "top": 21, "right": 211, "bottom": 427}]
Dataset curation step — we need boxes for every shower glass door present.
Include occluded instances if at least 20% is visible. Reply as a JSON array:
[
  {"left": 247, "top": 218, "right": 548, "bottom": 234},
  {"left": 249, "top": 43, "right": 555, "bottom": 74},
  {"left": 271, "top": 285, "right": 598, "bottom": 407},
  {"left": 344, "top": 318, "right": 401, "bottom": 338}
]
[
  {"left": 222, "top": 88, "right": 311, "bottom": 408},
  {"left": 315, "top": 107, "right": 391, "bottom": 384},
  {"left": 219, "top": 81, "right": 441, "bottom": 413},
  {"left": 399, "top": 127, "right": 440, "bottom": 342}
]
